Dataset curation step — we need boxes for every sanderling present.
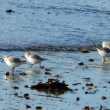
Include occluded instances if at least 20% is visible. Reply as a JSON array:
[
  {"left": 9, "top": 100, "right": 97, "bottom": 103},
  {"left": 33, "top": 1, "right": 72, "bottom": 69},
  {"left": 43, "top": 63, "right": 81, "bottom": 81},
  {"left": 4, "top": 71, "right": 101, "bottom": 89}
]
[
  {"left": 24, "top": 52, "right": 46, "bottom": 68},
  {"left": 96, "top": 47, "right": 110, "bottom": 63},
  {"left": 102, "top": 41, "right": 110, "bottom": 49},
  {"left": 3, "top": 55, "right": 25, "bottom": 73}
]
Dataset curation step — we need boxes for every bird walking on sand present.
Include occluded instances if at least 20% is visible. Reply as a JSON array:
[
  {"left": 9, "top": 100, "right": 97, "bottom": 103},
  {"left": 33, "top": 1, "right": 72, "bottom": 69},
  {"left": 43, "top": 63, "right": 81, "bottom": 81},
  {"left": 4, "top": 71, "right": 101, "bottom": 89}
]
[
  {"left": 96, "top": 47, "right": 110, "bottom": 63},
  {"left": 3, "top": 55, "right": 25, "bottom": 73},
  {"left": 102, "top": 41, "right": 110, "bottom": 49},
  {"left": 24, "top": 52, "right": 46, "bottom": 68}
]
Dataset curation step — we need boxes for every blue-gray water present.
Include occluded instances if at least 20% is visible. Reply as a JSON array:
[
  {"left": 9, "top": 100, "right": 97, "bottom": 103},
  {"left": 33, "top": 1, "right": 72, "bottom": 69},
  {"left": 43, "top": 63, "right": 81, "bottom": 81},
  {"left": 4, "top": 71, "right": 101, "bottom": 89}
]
[{"left": 0, "top": 0, "right": 110, "bottom": 50}]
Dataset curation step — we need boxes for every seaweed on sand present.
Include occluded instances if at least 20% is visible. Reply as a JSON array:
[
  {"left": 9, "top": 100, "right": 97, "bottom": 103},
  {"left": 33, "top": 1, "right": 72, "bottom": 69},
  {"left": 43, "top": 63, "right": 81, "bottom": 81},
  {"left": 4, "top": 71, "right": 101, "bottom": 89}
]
[{"left": 31, "top": 79, "right": 73, "bottom": 95}]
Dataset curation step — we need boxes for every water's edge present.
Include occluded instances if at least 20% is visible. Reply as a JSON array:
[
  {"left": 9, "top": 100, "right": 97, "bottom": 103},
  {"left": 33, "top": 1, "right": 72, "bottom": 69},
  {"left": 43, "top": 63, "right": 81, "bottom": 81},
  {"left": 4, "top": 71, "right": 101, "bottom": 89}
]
[{"left": 0, "top": 44, "right": 101, "bottom": 51}]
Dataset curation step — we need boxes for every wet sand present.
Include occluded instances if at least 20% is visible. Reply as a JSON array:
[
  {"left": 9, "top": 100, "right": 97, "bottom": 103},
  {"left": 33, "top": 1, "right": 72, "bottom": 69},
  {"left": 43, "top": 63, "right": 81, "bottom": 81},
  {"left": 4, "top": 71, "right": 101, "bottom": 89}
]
[{"left": 0, "top": 51, "right": 110, "bottom": 110}]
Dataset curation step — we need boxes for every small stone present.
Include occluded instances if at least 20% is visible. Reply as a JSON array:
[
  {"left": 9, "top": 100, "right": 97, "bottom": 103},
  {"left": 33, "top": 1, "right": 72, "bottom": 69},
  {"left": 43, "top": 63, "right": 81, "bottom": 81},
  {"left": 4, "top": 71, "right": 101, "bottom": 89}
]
[
  {"left": 19, "top": 72, "right": 27, "bottom": 76},
  {"left": 88, "top": 59, "right": 94, "bottom": 62},
  {"left": 47, "top": 12, "right": 51, "bottom": 14},
  {"left": 45, "top": 68, "right": 51, "bottom": 71},
  {"left": 108, "top": 81, "right": 110, "bottom": 84},
  {"left": 26, "top": 104, "right": 31, "bottom": 109},
  {"left": 13, "top": 92, "right": 18, "bottom": 97},
  {"left": 85, "top": 92, "right": 88, "bottom": 94},
  {"left": 36, "top": 106, "right": 42, "bottom": 109},
  {"left": 24, "top": 85, "right": 29, "bottom": 88},
  {"left": 82, "top": 87, "right": 84, "bottom": 89},
  {"left": 80, "top": 49, "right": 89, "bottom": 53},
  {"left": 6, "top": 9, "right": 15, "bottom": 13},
  {"left": 45, "top": 71, "right": 51, "bottom": 75},
  {"left": 76, "top": 97, "right": 80, "bottom": 101},
  {"left": 78, "top": 62, "right": 84, "bottom": 65},
  {"left": 24, "top": 93, "right": 30, "bottom": 100},
  {"left": 83, "top": 106, "right": 90, "bottom": 110},
  {"left": 13, "top": 86, "right": 19, "bottom": 90},
  {"left": 85, "top": 83, "right": 94, "bottom": 87},
  {"left": 101, "top": 96, "right": 107, "bottom": 100},
  {"left": 24, "top": 93, "right": 29, "bottom": 97}
]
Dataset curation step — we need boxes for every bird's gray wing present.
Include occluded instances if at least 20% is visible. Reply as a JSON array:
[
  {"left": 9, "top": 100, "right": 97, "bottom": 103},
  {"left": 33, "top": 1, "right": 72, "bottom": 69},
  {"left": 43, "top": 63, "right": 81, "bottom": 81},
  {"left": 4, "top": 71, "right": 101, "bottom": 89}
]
[
  {"left": 31, "top": 54, "right": 44, "bottom": 61},
  {"left": 10, "top": 58, "right": 21, "bottom": 63}
]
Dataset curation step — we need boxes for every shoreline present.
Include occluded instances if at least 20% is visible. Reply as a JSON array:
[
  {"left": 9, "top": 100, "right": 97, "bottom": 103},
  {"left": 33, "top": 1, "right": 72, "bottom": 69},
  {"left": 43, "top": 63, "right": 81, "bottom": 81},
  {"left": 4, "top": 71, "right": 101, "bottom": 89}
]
[{"left": 0, "top": 44, "right": 101, "bottom": 51}]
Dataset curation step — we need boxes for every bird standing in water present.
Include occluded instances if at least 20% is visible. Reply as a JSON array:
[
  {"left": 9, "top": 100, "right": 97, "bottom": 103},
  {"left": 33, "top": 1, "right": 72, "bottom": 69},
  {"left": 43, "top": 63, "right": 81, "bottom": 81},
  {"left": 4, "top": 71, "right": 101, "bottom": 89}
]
[
  {"left": 96, "top": 47, "right": 110, "bottom": 63},
  {"left": 3, "top": 55, "right": 25, "bottom": 73},
  {"left": 24, "top": 52, "right": 46, "bottom": 68}
]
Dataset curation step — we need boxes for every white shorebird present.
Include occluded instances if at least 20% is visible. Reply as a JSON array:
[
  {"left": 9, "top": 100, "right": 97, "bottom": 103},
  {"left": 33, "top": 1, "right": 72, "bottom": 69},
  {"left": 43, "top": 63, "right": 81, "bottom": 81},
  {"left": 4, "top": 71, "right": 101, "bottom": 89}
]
[
  {"left": 102, "top": 41, "right": 110, "bottom": 49},
  {"left": 96, "top": 47, "right": 110, "bottom": 63},
  {"left": 3, "top": 55, "right": 25, "bottom": 73},
  {"left": 24, "top": 52, "right": 46, "bottom": 68}
]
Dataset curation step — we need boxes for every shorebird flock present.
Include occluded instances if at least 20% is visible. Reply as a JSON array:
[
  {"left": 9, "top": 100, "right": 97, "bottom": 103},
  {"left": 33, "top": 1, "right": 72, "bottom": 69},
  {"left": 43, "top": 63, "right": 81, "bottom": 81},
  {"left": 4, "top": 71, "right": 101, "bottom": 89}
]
[
  {"left": 97, "top": 41, "right": 110, "bottom": 63},
  {"left": 2, "top": 41, "right": 110, "bottom": 74},
  {"left": 2, "top": 52, "right": 46, "bottom": 73}
]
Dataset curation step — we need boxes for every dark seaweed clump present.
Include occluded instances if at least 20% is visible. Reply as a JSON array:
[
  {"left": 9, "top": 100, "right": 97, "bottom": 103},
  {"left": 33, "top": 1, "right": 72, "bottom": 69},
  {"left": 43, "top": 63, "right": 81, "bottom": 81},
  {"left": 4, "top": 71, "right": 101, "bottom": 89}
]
[{"left": 31, "top": 79, "right": 73, "bottom": 95}]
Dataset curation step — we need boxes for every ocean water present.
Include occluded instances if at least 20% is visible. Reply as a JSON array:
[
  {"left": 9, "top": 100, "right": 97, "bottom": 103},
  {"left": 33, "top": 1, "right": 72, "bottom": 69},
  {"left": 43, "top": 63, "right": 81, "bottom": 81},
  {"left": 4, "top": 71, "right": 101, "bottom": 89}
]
[{"left": 0, "top": 0, "right": 110, "bottom": 50}]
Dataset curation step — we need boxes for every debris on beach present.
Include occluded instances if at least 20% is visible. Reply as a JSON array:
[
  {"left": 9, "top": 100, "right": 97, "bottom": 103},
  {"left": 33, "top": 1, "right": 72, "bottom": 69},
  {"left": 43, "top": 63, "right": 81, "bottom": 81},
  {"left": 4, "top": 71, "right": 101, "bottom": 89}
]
[
  {"left": 53, "top": 74, "right": 62, "bottom": 78},
  {"left": 72, "top": 83, "right": 81, "bottom": 86},
  {"left": 26, "top": 104, "right": 31, "bottom": 109},
  {"left": 24, "top": 85, "right": 29, "bottom": 88},
  {"left": 36, "top": 106, "right": 42, "bottom": 110},
  {"left": 78, "top": 62, "right": 85, "bottom": 66},
  {"left": 84, "top": 82, "right": 97, "bottom": 94},
  {"left": 85, "top": 82, "right": 97, "bottom": 89},
  {"left": 12, "top": 86, "right": 19, "bottom": 90},
  {"left": 80, "top": 48, "right": 90, "bottom": 53},
  {"left": 83, "top": 77, "right": 91, "bottom": 82},
  {"left": 45, "top": 68, "right": 52, "bottom": 75},
  {"left": 24, "top": 93, "right": 30, "bottom": 100},
  {"left": 6, "top": 9, "right": 15, "bottom": 14},
  {"left": 76, "top": 97, "right": 80, "bottom": 101},
  {"left": 83, "top": 106, "right": 95, "bottom": 110},
  {"left": 13, "top": 92, "right": 30, "bottom": 100},
  {"left": 30, "top": 79, "right": 73, "bottom": 95},
  {"left": 45, "top": 71, "right": 51, "bottom": 75},
  {"left": 19, "top": 72, "right": 27, "bottom": 76},
  {"left": 4, "top": 72, "right": 14, "bottom": 80},
  {"left": 88, "top": 59, "right": 94, "bottom": 62},
  {"left": 101, "top": 96, "right": 107, "bottom": 100},
  {"left": 45, "top": 68, "right": 51, "bottom": 71}
]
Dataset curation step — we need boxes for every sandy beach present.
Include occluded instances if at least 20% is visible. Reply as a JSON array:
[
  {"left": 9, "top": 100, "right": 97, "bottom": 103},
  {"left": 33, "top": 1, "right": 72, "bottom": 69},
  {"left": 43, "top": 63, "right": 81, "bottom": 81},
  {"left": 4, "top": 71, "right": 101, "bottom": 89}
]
[{"left": 0, "top": 50, "right": 110, "bottom": 110}]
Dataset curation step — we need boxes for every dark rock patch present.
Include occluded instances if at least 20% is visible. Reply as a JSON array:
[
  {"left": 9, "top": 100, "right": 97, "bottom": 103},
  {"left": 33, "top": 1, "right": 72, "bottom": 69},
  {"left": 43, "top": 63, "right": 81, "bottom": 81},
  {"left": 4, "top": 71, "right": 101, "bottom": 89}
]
[
  {"left": 31, "top": 79, "right": 73, "bottom": 95},
  {"left": 6, "top": 9, "right": 15, "bottom": 14}
]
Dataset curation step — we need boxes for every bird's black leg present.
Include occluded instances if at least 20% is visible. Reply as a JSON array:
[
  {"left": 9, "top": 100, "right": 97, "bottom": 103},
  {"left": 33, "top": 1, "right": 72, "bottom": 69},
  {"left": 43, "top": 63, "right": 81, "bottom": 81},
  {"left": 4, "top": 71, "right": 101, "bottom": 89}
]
[
  {"left": 102, "top": 57, "right": 105, "bottom": 64},
  {"left": 38, "top": 63, "right": 41, "bottom": 72},
  {"left": 39, "top": 63, "right": 41, "bottom": 68},
  {"left": 12, "top": 67, "right": 15, "bottom": 73}
]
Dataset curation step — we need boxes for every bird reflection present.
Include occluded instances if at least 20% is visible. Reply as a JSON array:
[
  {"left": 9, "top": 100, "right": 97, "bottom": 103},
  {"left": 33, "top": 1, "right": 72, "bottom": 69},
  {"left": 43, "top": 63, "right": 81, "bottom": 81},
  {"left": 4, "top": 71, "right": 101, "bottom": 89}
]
[{"left": 3, "top": 72, "right": 24, "bottom": 84}]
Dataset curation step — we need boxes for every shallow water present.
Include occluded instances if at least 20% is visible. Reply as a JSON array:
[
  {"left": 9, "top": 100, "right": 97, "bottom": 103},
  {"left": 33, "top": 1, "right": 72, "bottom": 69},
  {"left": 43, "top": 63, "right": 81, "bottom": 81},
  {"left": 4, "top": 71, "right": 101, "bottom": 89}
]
[
  {"left": 0, "top": 0, "right": 110, "bottom": 50},
  {"left": 0, "top": 51, "right": 110, "bottom": 110}
]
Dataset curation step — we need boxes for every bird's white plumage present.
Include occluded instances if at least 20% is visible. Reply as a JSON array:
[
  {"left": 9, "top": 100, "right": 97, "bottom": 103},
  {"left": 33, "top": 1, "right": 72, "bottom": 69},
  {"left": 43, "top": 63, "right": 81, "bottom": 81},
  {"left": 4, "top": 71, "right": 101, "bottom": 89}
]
[
  {"left": 102, "top": 41, "right": 110, "bottom": 49},
  {"left": 24, "top": 52, "right": 45, "bottom": 65},
  {"left": 3, "top": 55, "right": 24, "bottom": 73}
]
